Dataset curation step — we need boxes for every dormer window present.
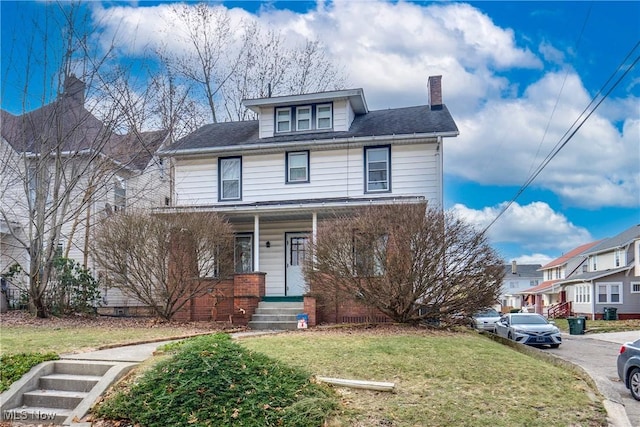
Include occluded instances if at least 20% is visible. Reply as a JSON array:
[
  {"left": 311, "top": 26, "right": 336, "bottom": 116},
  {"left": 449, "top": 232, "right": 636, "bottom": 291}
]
[
  {"left": 275, "top": 103, "right": 333, "bottom": 133},
  {"left": 276, "top": 108, "right": 291, "bottom": 132},
  {"left": 296, "top": 106, "right": 311, "bottom": 131},
  {"left": 317, "top": 104, "right": 332, "bottom": 129}
]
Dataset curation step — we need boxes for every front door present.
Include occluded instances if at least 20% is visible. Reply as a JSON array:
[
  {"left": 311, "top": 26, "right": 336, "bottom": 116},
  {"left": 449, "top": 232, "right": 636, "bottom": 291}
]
[{"left": 285, "top": 233, "right": 309, "bottom": 296}]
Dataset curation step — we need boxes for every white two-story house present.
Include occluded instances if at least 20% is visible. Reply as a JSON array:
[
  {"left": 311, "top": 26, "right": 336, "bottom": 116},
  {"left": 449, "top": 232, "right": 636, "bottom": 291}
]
[{"left": 158, "top": 76, "right": 459, "bottom": 325}]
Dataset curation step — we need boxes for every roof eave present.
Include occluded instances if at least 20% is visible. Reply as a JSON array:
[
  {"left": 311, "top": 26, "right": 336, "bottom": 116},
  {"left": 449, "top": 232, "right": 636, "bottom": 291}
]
[
  {"left": 243, "top": 89, "right": 368, "bottom": 114},
  {"left": 158, "top": 131, "right": 459, "bottom": 158}
]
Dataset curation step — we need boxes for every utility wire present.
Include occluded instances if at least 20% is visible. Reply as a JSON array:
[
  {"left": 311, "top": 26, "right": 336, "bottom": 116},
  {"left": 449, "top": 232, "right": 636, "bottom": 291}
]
[{"left": 481, "top": 41, "right": 640, "bottom": 235}]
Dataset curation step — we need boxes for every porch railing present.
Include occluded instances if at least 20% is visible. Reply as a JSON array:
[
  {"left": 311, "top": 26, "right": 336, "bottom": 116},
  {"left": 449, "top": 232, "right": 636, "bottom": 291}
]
[{"left": 547, "top": 301, "right": 572, "bottom": 318}]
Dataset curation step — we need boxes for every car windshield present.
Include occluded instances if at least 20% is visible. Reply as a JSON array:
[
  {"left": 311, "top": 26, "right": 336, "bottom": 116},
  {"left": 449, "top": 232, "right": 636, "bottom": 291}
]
[
  {"left": 476, "top": 309, "right": 499, "bottom": 317},
  {"left": 511, "top": 315, "right": 548, "bottom": 325}
]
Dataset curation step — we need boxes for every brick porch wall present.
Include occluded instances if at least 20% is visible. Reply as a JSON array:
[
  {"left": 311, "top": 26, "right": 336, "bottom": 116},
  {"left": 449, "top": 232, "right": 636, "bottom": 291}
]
[{"left": 174, "top": 273, "right": 265, "bottom": 324}]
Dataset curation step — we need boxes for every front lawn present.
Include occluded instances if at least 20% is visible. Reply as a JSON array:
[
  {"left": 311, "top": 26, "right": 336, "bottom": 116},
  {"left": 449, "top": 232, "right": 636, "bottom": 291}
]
[
  {"left": 240, "top": 327, "right": 607, "bottom": 427},
  {"left": 553, "top": 318, "right": 640, "bottom": 334}
]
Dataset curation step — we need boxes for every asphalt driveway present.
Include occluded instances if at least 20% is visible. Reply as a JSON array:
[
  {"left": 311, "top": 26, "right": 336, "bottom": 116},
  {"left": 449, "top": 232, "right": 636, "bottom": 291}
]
[{"left": 546, "top": 331, "right": 640, "bottom": 427}]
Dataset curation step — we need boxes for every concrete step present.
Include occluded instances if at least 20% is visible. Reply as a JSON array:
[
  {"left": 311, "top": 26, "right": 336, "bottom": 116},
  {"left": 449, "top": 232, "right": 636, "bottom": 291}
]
[
  {"left": 248, "top": 320, "right": 299, "bottom": 330},
  {"left": 1, "top": 406, "right": 70, "bottom": 424},
  {"left": 53, "top": 361, "right": 113, "bottom": 376},
  {"left": 39, "top": 373, "right": 102, "bottom": 392},
  {"left": 254, "top": 307, "right": 304, "bottom": 315},
  {"left": 1, "top": 359, "right": 137, "bottom": 426},
  {"left": 251, "top": 314, "right": 298, "bottom": 322},
  {"left": 23, "top": 389, "right": 88, "bottom": 409},
  {"left": 257, "top": 301, "right": 304, "bottom": 309}
]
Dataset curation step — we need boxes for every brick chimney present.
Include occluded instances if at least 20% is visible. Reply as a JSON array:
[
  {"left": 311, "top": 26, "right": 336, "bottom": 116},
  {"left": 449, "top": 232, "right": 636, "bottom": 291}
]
[{"left": 427, "top": 75, "right": 442, "bottom": 110}]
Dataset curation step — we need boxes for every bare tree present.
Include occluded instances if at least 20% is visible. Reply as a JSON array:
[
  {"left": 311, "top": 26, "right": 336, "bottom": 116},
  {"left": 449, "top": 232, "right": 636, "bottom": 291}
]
[
  {"left": 167, "top": 3, "right": 242, "bottom": 124},
  {"left": 304, "top": 204, "right": 505, "bottom": 324},
  {"left": 0, "top": 3, "right": 167, "bottom": 317},
  {"left": 162, "top": 3, "right": 347, "bottom": 123},
  {"left": 92, "top": 211, "right": 235, "bottom": 321}
]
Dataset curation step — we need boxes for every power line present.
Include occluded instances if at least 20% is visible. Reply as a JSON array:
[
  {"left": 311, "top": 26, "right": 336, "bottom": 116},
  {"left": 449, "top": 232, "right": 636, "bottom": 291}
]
[{"left": 481, "top": 41, "right": 640, "bottom": 235}]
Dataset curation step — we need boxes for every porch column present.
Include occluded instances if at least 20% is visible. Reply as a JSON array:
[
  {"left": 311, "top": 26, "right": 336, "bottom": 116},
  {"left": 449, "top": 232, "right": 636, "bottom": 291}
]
[
  {"left": 312, "top": 212, "right": 318, "bottom": 266},
  {"left": 254, "top": 215, "right": 260, "bottom": 271},
  {"left": 312, "top": 212, "right": 317, "bottom": 241}
]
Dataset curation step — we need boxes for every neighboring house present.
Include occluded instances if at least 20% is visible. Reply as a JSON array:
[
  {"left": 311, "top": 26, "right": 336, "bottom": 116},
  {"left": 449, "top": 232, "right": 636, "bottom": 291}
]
[
  {"left": 157, "top": 75, "right": 458, "bottom": 325},
  {"left": 499, "top": 261, "right": 542, "bottom": 311},
  {"left": 558, "top": 225, "right": 640, "bottom": 320},
  {"left": 0, "top": 76, "right": 170, "bottom": 313},
  {"left": 520, "top": 241, "right": 602, "bottom": 317}
]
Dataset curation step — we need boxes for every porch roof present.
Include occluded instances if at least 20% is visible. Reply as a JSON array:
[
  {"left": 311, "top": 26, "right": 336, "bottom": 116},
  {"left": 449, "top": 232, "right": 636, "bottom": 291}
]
[
  {"left": 520, "top": 279, "right": 561, "bottom": 295},
  {"left": 153, "top": 195, "right": 427, "bottom": 222}
]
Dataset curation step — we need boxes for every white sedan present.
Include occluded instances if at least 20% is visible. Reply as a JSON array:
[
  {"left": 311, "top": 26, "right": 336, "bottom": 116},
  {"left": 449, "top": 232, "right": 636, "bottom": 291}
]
[{"left": 495, "top": 313, "right": 562, "bottom": 348}]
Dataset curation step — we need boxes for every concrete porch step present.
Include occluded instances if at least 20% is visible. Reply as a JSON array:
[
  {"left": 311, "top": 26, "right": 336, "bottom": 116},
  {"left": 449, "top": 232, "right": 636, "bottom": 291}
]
[
  {"left": 251, "top": 314, "right": 298, "bottom": 322},
  {"left": 254, "top": 307, "right": 304, "bottom": 316},
  {"left": 257, "top": 301, "right": 304, "bottom": 309}
]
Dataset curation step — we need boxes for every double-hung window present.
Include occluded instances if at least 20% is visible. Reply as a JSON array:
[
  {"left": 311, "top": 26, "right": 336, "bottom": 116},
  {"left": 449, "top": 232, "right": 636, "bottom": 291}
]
[
  {"left": 276, "top": 108, "right": 291, "bottom": 133},
  {"left": 597, "top": 283, "right": 622, "bottom": 304},
  {"left": 286, "top": 151, "right": 309, "bottom": 183},
  {"left": 296, "top": 106, "right": 311, "bottom": 131},
  {"left": 316, "top": 104, "right": 332, "bottom": 129},
  {"left": 219, "top": 157, "right": 241, "bottom": 201},
  {"left": 365, "top": 146, "right": 390, "bottom": 192}
]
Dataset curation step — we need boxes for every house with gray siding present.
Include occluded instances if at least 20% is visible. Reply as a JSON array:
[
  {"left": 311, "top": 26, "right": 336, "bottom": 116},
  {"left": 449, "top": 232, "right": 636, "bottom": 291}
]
[
  {"left": 157, "top": 76, "right": 459, "bottom": 326},
  {"left": 559, "top": 225, "right": 640, "bottom": 320},
  {"left": 500, "top": 261, "right": 542, "bottom": 311}
]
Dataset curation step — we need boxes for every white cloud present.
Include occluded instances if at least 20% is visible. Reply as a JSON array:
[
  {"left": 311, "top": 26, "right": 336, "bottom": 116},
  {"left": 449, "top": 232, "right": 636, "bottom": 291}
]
[
  {"left": 91, "top": 1, "right": 639, "bottom": 210},
  {"left": 449, "top": 201, "right": 593, "bottom": 254}
]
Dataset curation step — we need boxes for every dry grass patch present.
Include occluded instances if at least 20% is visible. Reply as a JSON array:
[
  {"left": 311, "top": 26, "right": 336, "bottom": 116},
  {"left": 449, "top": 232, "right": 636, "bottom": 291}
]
[{"left": 240, "top": 325, "right": 607, "bottom": 427}]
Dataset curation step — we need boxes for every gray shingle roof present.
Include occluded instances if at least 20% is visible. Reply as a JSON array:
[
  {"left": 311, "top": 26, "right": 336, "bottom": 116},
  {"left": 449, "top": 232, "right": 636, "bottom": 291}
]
[
  {"left": 584, "top": 224, "right": 640, "bottom": 255},
  {"left": 162, "top": 104, "right": 458, "bottom": 154},
  {"left": 503, "top": 264, "right": 543, "bottom": 278}
]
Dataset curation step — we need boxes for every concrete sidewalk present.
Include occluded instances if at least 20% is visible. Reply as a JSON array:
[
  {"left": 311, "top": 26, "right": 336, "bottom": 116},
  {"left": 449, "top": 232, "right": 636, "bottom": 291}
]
[{"left": 60, "top": 330, "right": 281, "bottom": 363}]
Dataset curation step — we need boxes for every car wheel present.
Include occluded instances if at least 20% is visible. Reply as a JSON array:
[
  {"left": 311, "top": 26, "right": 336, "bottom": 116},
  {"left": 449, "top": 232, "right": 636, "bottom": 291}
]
[
  {"left": 629, "top": 368, "right": 640, "bottom": 401},
  {"left": 550, "top": 344, "right": 560, "bottom": 348}
]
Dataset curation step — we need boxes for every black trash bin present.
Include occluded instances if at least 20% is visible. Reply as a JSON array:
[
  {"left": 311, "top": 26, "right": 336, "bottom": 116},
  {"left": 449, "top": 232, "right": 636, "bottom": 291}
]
[
  {"left": 567, "top": 317, "right": 585, "bottom": 335},
  {"left": 603, "top": 307, "right": 618, "bottom": 321}
]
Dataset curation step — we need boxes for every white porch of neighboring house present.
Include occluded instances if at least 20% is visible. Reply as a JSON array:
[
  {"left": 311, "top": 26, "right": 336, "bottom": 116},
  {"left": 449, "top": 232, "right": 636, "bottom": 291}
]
[
  {"left": 157, "top": 195, "right": 426, "bottom": 297},
  {"left": 520, "top": 279, "right": 567, "bottom": 317}
]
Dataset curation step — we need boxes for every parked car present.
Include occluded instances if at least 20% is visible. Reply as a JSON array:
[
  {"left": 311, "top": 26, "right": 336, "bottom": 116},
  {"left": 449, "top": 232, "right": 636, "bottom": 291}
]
[
  {"left": 617, "top": 338, "right": 640, "bottom": 400},
  {"left": 494, "top": 313, "right": 562, "bottom": 348},
  {"left": 471, "top": 308, "right": 501, "bottom": 332}
]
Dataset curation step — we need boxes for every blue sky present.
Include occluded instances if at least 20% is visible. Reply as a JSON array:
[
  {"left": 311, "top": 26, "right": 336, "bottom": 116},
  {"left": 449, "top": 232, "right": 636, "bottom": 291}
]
[{"left": 2, "top": 1, "right": 639, "bottom": 265}]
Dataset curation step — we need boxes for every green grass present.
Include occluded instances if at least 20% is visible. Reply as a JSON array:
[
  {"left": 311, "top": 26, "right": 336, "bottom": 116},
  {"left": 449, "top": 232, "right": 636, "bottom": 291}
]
[
  {"left": 552, "top": 318, "right": 640, "bottom": 333},
  {"left": 0, "top": 352, "right": 59, "bottom": 392},
  {"left": 94, "top": 334, "right": 338, "bottom": 427},
  {"left": 0, "top": 325, "right": 212, "bottom": 355},
  {"left": 240, "top": 328, "right": 607, "bottom": 427}
]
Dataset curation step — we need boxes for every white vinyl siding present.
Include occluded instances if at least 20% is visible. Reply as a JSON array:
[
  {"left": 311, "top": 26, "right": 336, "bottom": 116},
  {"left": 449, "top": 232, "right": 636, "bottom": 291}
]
[{"left": 173, "top": 143, "right": 440, "bottom": 205}]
